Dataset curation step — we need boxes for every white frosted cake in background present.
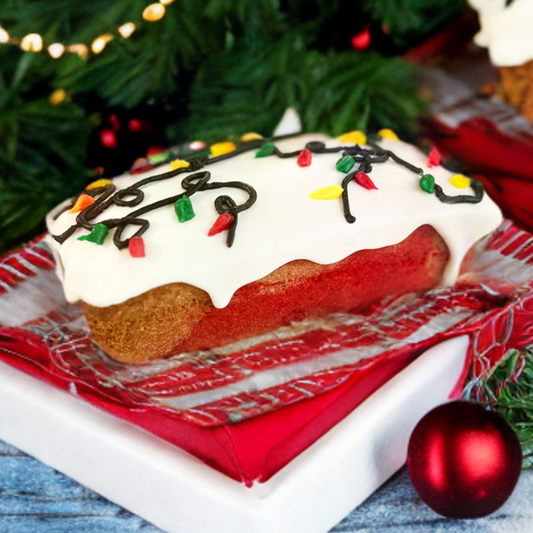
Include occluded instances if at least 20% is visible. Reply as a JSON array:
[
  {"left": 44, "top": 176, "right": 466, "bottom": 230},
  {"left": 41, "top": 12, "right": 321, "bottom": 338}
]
[{"left": 469, "top": 0, "right": 533, "bottom": 120}]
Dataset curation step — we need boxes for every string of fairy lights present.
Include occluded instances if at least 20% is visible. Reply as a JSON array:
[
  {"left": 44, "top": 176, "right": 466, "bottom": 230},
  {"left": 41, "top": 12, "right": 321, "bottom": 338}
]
[{"left": 0, "top": 0, "right": 174, "bottom": 60}]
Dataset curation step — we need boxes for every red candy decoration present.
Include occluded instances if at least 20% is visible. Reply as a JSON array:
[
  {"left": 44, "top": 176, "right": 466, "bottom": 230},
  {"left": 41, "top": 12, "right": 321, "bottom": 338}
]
[
  {"left": 351, "top": 27, "right": 371, "bottom": 50},
  {"left": 428, "top": 147, "right": 441, "bottom": 168},
  {"left": 69, "top": 194, "right": 95, "bottom": 213},
  {"left": 297, "top": 149, "right": 312, "bottom": 167},
  {"left": 407, "top": 401, "right": 522, "bottom": 519},
  {"left": 208, "top": 213, "right": 234, "bottom": 236},
  {"left": 100, "top": 129, "right": 117, "bottom": 149},
  {"left": 128, "top": 236, "right": 145, "bottom": 258},
  {"left": 355, "top": 171, "right": 378, "bottom": 190}
]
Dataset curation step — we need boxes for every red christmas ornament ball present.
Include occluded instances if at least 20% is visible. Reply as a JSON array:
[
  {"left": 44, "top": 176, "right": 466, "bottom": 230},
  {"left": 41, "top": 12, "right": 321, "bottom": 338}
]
[
  {"left": 128, "top": 118, "right": 143, "bottom": 132},
  {"left": 351, "top": 27, "right": 371, "bottom": 50},
  {"left": 100, "top": 128, "right": 118, "bottom": 149},
  {"left": 109, "top": 114, "right": 121, "bottom": 131},
  {"left": 407, "top": 401, "right": 522, "bottom": 519}
]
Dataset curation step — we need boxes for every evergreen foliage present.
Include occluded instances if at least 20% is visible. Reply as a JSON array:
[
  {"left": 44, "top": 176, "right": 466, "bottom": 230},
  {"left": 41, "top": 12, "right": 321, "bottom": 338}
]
[
  {"left": 470, "top": 347, "right": 533, "bottom": 468},
  {"left": 182, "top": 39, "right": 423, "bottom": 142},
  {"left": 364, "top": 0, "right": 467, "bottom": 45},
  {"left": 0, "top": 0, "right": 468, "bottom": 251},
  {"left": 0, "top": 47, "right": 92, "bottom": 252}
]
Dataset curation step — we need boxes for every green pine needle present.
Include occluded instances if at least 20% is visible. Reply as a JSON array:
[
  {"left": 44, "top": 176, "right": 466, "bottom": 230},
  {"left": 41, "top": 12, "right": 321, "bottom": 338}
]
[
  {"left": 0, "top": 47, "right": 92, "bottom": 253},
  {"left": 467, "top": 347, "right": 533, "bottom": 468},
  {"left": 180, "top": 37, "right": 424, "bottom": 143},
  {"left": 363, "top": 0, "right": 468, "bottom": 47}
]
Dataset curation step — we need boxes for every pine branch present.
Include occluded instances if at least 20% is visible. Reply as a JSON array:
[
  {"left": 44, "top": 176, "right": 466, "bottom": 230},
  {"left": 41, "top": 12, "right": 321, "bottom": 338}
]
[
  {"left": 362, "top": 0, "right": 468, "bottom": 46},
  {"left": 180, "top": 37, "right": 424, "bottom": 142},
  {"left": 465, "top": 347, "right": 533, "bottom": 468},
  {"left": 0, "top": 47, "right": 92, "bottom": 253}
]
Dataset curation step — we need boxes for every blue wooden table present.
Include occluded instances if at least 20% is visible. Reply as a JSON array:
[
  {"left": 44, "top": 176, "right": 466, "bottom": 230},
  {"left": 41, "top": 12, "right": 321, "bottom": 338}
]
[{"left": 1, "top": 438, "right": 531, "bottom": 533}]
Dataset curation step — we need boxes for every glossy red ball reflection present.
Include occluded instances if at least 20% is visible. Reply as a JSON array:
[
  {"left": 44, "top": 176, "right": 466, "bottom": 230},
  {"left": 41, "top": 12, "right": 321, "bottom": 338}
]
[{"left": 407, "top": 401, "right": 522, "bottom": 518}]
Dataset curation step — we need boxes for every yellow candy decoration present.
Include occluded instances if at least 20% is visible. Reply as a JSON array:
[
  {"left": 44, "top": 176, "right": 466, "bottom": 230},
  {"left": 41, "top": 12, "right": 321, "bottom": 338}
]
[
  {"left": 85, "top": 179, "right": 113, "bottom": 191},
  {"left": 210, "top": 142, "right": 237, "bottom": 157},
  {"left": 337, "top": 130, "right": 367, "bottom": 145},
  {"left": 378, "top": 129, "right": 399, "bottom": 141},
  {"left": 309, "top": 185, "right": 344, "bottom": 200},
  {"left": 450, "top": 174, "right": 471, "bottom": 189},
  {"left": 170, "top": 159, "right": 191, "bottom": 171},
  {"left": 240, "top": 132, "right": 264, "bottom": 142}
]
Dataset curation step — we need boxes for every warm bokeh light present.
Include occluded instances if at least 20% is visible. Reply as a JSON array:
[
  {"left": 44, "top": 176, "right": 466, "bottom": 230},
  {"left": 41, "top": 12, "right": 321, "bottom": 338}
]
[
  {"left": 1, "top": 0, "right": 175, "bottom": 56},
  {"left": 67, "top": 43, "right": 89, "bottom": 59},
  {"left": 48, "top": 43, "right": 65, "bottom": 59},
  {"left": 20, "top": 33, "right": 43, "bottom": 52},
  {"left": 91, "top": 34, "right": 113, "bottom": 54},
  {"left": 143, "top": 3, "right": 166, "bottom": 22},
  {"left": 118, "top": 22, "right": 136, "bottom": 39},
  {"left": 49, "top": 89, "right": 67, "bottom": 106},
  {"left": 0, "top": 27, "right": 9, "bottom": 44}
]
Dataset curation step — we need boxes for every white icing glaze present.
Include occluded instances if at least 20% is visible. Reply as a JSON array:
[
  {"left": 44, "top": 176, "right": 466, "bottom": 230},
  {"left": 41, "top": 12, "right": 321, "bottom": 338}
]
[
  {"left": 45, "top": 134, "right": 502, "bottom": 309},
  {"left": 469, "top": 0, "right": 533, "bottom": 67}
]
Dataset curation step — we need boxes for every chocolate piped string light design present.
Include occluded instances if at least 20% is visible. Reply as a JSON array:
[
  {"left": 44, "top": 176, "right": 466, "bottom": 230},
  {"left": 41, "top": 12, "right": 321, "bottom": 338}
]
[
  {"left": 53, "top": 159, "right": 257, "bottom": 249},
  {"left": 52, "top": 135, "right": 289, "bottom": 249},
  {"left": 435, "top": 181, "right": 484, "bottom": 204},
  {"left": 264, "top": 138, "right": 482, "bottom": 224},
  {"left": 53, "top": 133, "right": 485, "bottom": 252},
  {"left": 338, "top": 149, "right": 388, "bottom": 223},
  {"left": 366, "top": 140, "right": 424, "bottom": 175}
]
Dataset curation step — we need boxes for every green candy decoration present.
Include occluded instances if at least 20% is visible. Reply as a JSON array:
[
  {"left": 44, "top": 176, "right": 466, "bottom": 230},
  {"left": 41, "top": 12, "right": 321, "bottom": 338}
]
[
  {"left": 175, "top": 196, "right": 195, "bottom": 222},
  {"left": 336, "top": 155, "right": 355, "bottom": 173},
  {"left": 419, "top": 173, "right": 435, "bottom": 194},
  {"left": 255, "top": 143, "right": 276, "bottom": 158},
  {"left": 77, "top": 223, "right": 109, "bottom": 245}
]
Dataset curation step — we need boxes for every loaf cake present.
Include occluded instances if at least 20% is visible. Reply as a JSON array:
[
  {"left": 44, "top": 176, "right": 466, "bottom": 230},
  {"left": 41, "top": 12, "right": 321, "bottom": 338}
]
[
  {"left": 45, "top": 132, "right": 502, "bottom": 363},
  {"left": 469, "top": 0, "right": 533, "bottom": 120}
]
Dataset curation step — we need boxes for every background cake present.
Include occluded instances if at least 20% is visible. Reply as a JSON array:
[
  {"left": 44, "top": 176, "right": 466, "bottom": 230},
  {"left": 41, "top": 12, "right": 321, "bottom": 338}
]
[{"left": 469, "top": 0, "right": 533, "bottom": 120}]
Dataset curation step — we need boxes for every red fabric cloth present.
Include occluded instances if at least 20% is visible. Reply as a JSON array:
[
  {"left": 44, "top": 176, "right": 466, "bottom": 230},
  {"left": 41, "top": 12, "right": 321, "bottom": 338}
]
[{"left": 1, "top": 225, "right": 533, "bottom": 485}]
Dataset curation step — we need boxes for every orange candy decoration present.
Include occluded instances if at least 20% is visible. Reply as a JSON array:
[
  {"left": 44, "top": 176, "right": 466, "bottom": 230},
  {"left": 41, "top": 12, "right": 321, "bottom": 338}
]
[{"left": 69, "top": 194, "right": 95, "bottom": 213}]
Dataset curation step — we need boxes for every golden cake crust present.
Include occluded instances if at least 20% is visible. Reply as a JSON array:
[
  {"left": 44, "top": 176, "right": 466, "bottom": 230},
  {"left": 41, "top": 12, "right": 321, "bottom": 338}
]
[{"left": 498, "top": 59, "right": 533, "bottom": 121}]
